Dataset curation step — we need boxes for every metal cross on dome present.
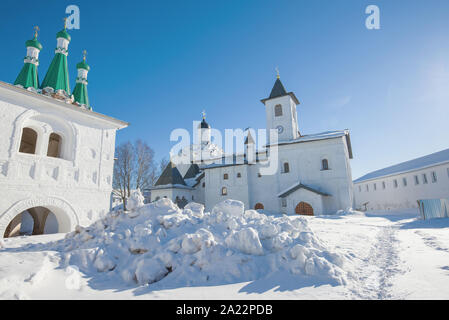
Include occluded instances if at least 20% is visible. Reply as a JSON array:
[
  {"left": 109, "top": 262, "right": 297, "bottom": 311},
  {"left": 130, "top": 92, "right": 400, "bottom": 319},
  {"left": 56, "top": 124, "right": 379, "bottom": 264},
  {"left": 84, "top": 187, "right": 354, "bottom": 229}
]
[
  {"left": 63, "top": 17, "right": 68, "bottom": 29},
  {"left": 275, "top": 67, "right": 280, "bottom": 79},
  {"left": 202, "top": 110, "right": 206, "bottom": 120},
  {"left": 83, "top": 50, "right": 87, "bottom": 61},
  {"left": 34, "top": 26, "right": 39, "bottom": 38}
]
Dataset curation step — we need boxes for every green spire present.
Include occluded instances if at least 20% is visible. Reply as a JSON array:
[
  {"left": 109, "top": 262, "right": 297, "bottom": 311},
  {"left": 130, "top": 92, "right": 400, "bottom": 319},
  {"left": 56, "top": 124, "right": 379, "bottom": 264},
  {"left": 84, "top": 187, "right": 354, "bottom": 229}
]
[
  {"left": 40, "top": 22, "right": 71, "bottom": 96},
  {"left": 14, "top": 26, "right": 42, "bottom": 90},
  {"left": 73, "top": 50, "right": 91, "bottom": 110}
]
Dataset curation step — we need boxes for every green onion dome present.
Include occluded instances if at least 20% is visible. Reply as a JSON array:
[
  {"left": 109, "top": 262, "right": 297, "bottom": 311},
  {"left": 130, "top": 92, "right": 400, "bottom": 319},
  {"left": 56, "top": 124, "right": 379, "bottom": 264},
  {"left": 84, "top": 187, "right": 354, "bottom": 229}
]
[
  {"left": 76, "top": 60, "right": 90, "bottom": 71},
  {"left": 25, "top": 37, "right": 43, "bottom": 51},
  {"left": 56, "top": 29, "right": 71, "bottom": 41}
]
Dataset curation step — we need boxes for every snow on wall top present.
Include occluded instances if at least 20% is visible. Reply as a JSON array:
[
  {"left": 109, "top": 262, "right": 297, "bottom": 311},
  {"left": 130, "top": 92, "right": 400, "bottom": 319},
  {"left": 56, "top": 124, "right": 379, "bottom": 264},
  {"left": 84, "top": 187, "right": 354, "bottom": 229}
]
[{"left": 354, "top": 148, "right": 449, "bottom": 183}]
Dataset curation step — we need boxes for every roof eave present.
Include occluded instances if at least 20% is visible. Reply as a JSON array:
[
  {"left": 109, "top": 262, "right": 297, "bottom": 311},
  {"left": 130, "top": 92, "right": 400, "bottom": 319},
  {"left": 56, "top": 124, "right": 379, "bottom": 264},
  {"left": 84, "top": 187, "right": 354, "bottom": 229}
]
[
  {"left": 260, "top": 92, "right": 300, "bottom": 105},
  {"left": 0, "top": 81, "right": 129, "bottom": 129}
]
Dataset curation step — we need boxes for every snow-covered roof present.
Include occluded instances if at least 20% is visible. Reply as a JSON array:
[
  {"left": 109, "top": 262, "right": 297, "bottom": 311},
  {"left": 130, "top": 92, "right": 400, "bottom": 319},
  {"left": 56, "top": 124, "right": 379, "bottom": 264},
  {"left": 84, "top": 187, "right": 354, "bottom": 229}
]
[
  {"left": 354, "top": 148, "right": 449, "bottom": 183},
  {"left": 149, "top": 184, "right": 194, "bottom": 191},
  {"left": 277, "top": 182, "right": 331, "bottom": 198},
  {"left": 268, "top": 130, "right": 353, "bottom": 159}
]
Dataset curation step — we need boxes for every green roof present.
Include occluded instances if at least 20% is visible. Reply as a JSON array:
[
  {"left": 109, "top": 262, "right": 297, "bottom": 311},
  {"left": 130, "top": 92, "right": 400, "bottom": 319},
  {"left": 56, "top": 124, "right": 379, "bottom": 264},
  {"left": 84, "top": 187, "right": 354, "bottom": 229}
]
[
  {"left": 76, "top": 60, "right": 90, "bottom": 71},
  {"left": 73, "top": 82, "right": 90, "bottom": 109},
  {"left": 56, "top": 29, "right": 71, "bottom": 41},
  {"left": 25, "top": 37, "right": 42, "bottom": 51},
  {"left": 40, "top": 52, "right": 71, "bottom": 94},
  {"left": 14, "top": 62, "right": 39, "bottom": 90}
]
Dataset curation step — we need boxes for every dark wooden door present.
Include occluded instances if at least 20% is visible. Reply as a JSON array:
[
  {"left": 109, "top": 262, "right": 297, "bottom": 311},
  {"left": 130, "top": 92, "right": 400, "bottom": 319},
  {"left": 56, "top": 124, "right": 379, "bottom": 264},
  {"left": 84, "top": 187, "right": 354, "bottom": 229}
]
[{"left": 295, "top": 202, "right": 314, "bottom": 216}]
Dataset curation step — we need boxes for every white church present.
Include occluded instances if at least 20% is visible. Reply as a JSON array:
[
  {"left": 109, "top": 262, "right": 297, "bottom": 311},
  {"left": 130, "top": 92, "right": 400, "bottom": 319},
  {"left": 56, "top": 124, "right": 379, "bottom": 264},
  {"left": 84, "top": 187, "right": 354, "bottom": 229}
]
[
  {"left": 150, "top": 75, "right": 354, "bottom": 215},
  {"left": 0, "top": 25, "right": 127, "bottom": 238}
]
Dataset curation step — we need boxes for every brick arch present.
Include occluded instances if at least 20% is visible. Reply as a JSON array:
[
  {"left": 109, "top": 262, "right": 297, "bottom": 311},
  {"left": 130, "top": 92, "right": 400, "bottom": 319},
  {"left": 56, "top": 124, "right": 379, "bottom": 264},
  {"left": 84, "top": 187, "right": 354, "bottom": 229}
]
[{"left": 295, "top": 202, "right": 314, "bottom": 216}]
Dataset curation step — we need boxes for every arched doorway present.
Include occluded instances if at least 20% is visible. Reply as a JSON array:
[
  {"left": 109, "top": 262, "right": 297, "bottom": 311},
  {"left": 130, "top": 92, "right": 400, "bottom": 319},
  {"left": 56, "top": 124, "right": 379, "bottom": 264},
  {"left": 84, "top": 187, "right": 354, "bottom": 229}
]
[
  {"left": 0, "top": 197, "right": 79, "bottom": 238},
  {"left": 295, "top": 202, "right": 314, "bottom": 216},
  {"left": 255, "top": 203, "right": 264, "bottom": 210},
  {"left": 3, "top": 207, "right": 60, "bottom": 238}
]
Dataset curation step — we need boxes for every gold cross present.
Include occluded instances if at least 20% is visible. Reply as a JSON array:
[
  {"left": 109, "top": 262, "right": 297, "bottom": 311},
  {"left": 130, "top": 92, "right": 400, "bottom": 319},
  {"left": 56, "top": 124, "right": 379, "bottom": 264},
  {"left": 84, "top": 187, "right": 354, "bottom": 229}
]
[
  {"left": 275, "top": 67, "right": 280, "bottom": 79},
  {"left": 63, "top": 17, "right": 68, "bottom": 30},
  {"left": 83, "top": 50, "right": 87, "bottom": 62},
  {"left": 34, "top": 26, "right": 39, "bottom": 38},
  {"left": 202, "top": 110, "right": 206, "bottom": 120}
]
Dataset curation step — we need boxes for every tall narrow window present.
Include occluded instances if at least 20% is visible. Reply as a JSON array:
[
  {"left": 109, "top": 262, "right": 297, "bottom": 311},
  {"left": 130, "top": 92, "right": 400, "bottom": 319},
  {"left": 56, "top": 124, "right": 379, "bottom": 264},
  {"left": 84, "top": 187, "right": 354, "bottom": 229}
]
[
  {"left": 237, "top": 173, "right": 241, "bottom": 178},
  {"left": 19, "top": 128, "right": 37, "bottom": 154},
  {"left": 322, "top": 159, "right": 329, "bottom": 170},
  {"left": 373, "top": 183, "right": 377, "bottom": 191},
  {"left": 283, "top": 162, "right": 290, "bottom": 173},
  {"left": 47, "top": 133, "right": 62, "bottom": 158},
  {"left": 402, "top": 177, "right": 407, "bottom": 187},
  {"left": 366, "top": 184, "right": 369, "bottom": 192},
  {"left": 274, "top": 104, "right": 283, "bottom": 117},
  {"left": 393, "top": 179, "right": 398, "bottom": 188},
  {"left": 358, "top": 186, "right": 362, "bottom": 192},
  {"left": 431, "top": 171, "right": 437, "bottom": 183},
  {"left": 422, "top": 173, "right": 428, "bottom": 184},
  {"left": 414, "top": 175, "right": 419, "bottom": 185},
  {"left": 221, "top": 187, "right": 228, "bottom": 196},
  {"left": 382, "top": 181, "right": 386, "bottom": 189}
]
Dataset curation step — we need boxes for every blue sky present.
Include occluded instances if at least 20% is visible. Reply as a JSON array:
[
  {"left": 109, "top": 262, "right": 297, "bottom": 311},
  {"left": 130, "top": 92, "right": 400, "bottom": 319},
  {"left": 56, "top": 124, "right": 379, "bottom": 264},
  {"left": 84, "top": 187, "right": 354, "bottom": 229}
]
[{"left": 1, "top": 0, "right": 449, "bottom": 179}]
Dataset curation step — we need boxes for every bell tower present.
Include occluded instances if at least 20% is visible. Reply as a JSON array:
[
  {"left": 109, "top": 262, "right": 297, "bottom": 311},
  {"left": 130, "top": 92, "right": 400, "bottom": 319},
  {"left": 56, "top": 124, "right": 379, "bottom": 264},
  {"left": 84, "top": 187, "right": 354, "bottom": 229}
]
[{"left": 261, "top": 70, "right": 300, "bottom": 143}]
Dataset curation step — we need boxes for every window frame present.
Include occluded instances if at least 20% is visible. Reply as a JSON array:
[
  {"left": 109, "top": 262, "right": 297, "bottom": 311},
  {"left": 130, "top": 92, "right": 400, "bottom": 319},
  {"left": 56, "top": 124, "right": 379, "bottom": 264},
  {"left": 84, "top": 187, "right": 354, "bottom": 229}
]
[{"left": 274, "top": 104, "right": 283, "bottom": 117}]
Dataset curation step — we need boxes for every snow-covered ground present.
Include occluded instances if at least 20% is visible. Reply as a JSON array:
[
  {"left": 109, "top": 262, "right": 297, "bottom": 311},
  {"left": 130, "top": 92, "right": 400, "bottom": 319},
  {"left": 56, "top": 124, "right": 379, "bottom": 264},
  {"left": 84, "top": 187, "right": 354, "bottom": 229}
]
[{"left": 1, "top": 200, "right": 448, "bottom": 300}]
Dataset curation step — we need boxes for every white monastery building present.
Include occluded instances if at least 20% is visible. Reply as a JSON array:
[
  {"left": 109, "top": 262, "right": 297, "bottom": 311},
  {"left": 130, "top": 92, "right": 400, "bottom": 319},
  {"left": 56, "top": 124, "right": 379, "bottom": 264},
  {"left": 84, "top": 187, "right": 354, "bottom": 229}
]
[
  {"left": 0, "top": 25, "right": 127, "bottom": 238},
  {"left": 354, "top": 148, "right": 449, "bottom": 211},
  {"left": 150, "top": 75, "right": 354, "bottom": 215}
]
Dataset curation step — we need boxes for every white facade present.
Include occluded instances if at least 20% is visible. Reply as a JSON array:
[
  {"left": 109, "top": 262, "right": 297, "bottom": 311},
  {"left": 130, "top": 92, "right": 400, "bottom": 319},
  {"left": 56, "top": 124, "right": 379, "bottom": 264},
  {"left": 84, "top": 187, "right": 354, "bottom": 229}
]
[
  {"left": 354, "top": 149, "right": 449, "bottom": 211},
  {"left": 151, "top": 78, "right": 354, "bottom": 216},
  {"left": 0, "top": 81, "right": 127, "bottom": 237}
]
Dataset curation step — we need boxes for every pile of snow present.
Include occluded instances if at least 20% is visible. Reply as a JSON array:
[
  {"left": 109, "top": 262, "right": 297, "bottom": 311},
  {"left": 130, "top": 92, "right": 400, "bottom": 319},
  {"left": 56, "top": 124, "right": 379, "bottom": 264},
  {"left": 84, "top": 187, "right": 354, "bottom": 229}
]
[
  {"left": 53, "top": 199, "right": 347, "bottom": 287},
  {"left": 335, "top": 208, "right": 365, "bottom": 216}
]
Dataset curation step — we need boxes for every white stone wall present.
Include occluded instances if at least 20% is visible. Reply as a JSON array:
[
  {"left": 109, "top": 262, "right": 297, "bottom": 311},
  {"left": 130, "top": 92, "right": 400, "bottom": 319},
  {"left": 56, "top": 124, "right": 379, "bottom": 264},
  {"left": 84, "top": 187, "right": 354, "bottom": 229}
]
[
  {"left": 354, "top": 162, "right": 449, "bottom": 211},
  {"left": 0, "top": 83, "right": 125, "bottom": 237},
  {"left": 203, "top": 136, "right": 353, "bottom": 215}
]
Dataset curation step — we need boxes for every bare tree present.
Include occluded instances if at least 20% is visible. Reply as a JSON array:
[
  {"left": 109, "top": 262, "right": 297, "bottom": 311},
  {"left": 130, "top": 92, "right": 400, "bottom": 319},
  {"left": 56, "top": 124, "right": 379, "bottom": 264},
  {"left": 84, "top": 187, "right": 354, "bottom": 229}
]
[{"left": 113, "top": 140, "right": 156, "bottom": 211}]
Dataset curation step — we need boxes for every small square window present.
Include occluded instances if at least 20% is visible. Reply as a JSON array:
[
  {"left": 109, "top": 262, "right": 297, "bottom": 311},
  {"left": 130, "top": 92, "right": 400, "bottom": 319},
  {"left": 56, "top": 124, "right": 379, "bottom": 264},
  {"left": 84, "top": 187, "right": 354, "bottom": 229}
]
[
  {"left": 237, "top": 173, "right": 241, "bottom": 178},
  {"left": 258, "top": 172, "right": 262, "bottom": 178},
  {"left": 223, "top": 173, "right": 228, "bottom": 180}
]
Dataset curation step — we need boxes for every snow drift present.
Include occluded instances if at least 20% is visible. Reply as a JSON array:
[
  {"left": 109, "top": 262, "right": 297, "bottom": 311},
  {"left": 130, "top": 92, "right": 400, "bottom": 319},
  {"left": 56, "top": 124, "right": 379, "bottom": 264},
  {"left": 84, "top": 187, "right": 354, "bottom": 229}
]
[{"left": 54, "top": 197, "right": 347, "bottom": 288}]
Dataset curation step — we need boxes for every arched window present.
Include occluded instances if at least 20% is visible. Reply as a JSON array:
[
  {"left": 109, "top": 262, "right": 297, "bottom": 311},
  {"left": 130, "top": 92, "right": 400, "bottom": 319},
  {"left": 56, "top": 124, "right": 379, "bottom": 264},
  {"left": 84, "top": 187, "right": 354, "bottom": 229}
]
[
  {"left": 237, "top": 173, "right": 241, "bottom": 178},
  {"left": 322, "top": 159, "right": 329, "bottom": 170},
  {"left": 275, "top": 104, "right": 283, "bottom": 117},
  {"left": 223, "top": 173, "right": 229, "bottom": 180},
  {"left": 47, "top": 133, "right": 62, "bottom": 158},
  {"left": 19, "top": 128, "right": 38, "bottom": 154},
  {"left": 221, "top": 187, "right": 228, "bottom": 196},
  {"left": 283, "top": 162, "right": 290, "bottom": 173},
  {"left": 255, "top": 203, "right": 264, "bottom": 210}
]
